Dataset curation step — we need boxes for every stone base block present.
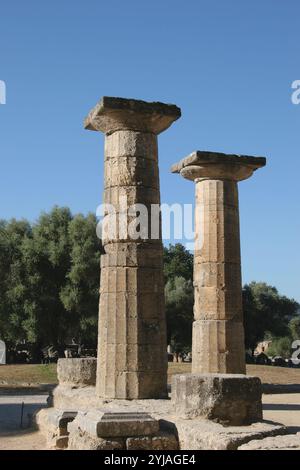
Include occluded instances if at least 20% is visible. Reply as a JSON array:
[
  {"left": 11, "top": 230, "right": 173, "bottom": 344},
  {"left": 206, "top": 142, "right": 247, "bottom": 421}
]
[
  {"left": 172, "top": 373, "right": 262, "bottom": 425},
  {"left": 67, "top": 409, "right": 178, "bottom": 450},
  {"left": 57, "top": 358, "right": 97, "bottom": 386},
  {"left": 68, "top": 428, "right": 178, "bottom": 450},
  {"left": 37, "top": 386, "right": 287, "bottom": 450},
  {"left": 68, "top": 410, "right": 159, "bottom": 438}
]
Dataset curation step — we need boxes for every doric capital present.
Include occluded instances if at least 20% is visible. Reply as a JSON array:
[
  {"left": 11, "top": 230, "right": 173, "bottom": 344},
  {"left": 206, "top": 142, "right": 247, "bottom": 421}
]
[
  {"left": 171, "top": 151, "right": 266, "bottom": 182},
  {"left": 84, "top": 96, "right": 181, "bottom": 135}
]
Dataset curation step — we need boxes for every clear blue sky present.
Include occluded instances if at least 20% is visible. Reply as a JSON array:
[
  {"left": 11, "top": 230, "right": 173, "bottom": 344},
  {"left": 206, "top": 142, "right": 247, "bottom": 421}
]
[{"left": 0, "top": 1, "right": 299, "bottom": 301}]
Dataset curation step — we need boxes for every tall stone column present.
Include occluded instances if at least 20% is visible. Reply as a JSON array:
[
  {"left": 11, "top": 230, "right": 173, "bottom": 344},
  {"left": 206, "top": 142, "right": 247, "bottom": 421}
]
[
  {"left": 171, "top": 151, "right": 266, "bottom": 374},
  {"left": 85, "top": 97, "right": 181, "bottom": 399}
]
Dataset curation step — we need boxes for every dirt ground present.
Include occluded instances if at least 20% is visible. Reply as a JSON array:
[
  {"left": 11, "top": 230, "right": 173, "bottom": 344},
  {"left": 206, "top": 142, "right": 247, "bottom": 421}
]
[
  {"left": 0, "top": 392, "right": 48, "bottom": 450},
  {"left": 0, "top": 429, "right": 46, "bottom": 450}
]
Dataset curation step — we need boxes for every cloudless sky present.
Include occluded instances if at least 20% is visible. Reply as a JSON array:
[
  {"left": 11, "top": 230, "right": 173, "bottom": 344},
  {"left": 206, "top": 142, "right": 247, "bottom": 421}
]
[{"left": 0, "top": 0, "right": 299, "bottom": 301}]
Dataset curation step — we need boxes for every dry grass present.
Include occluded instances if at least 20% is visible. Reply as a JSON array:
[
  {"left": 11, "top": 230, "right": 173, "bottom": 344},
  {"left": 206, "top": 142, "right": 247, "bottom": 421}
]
[
  {"left": 168, "top": 362, "right": 300, "bottom": 385},
  {"left": 246, "top": 364, "right": 300, "bottom": 385},
  {"left": 0, "top": 364, "right": 57, "bottom": 386},
  {"left": 0, "top": 362, "right": 300, "bottom": 388}
]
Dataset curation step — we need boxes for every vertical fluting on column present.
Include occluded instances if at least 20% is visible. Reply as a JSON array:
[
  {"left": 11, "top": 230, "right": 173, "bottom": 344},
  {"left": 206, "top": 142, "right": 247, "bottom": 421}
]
[
  {"left": 85, "top": 97, "right": 181, "bottom": 399},
  {"left": 193, "top": 178, "right": 245, "bottom": 374},
  {"left": 171, "top": 151, "right": 266, "bottom": 376}
]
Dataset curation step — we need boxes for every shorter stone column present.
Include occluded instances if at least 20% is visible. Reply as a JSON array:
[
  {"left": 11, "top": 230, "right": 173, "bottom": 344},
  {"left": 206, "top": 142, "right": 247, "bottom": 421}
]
[{"left": 171, "top": 151, "right": 266, "bottom": 424}]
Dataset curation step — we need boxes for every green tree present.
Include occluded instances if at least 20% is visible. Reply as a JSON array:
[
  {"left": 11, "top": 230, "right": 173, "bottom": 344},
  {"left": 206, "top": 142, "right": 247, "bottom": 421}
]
[
  {"left": 60, "top": 213, "right": 102, "bottom": 347},
  {"left": 165, "top": 276, "right": 194, "bottom": 353},
  {"left": 21, "top": 206, "right": 73, "bottom": 350},
  {"left": 289, "top": 316, "right": 300, "bottom": 341},
  {"left": 0, "top": 207, "right": 102, "bottom": 359},
  {"left": 163, "top": 243, "right": 193, "bottom": 283},
  {"left": 243, "top": 282, "right": 299, "bottom": 352},
  {"left": 0, "top": 219, "right": 32, "bottom": 346},
  {"left": 267, "top": 336, "right": 292, "bottom": 359}
]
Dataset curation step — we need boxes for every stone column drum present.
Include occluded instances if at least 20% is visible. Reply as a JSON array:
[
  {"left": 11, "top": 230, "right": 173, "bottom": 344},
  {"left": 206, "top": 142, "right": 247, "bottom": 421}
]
[
  {"left": 85, "top": 97, "right": 181, "bottom": 399},
  {"left": 172, "top": 151, "right": 266, "bottom": 374}
]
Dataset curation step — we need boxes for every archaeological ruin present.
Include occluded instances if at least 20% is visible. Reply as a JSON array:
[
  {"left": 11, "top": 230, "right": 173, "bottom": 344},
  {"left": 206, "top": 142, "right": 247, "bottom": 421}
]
[{"left": 36, "top": 97, "right": 292, "bottom": 450}]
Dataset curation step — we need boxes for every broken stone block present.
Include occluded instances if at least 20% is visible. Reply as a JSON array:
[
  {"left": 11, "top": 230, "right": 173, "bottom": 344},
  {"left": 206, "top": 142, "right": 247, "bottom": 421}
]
[
  {"left": 48, "top": 410, "right": 78, "bottom": 433},
  {"left": 57, "top": 358, "right": 97, "bottom": 386},
  {"left": 172, "top": 373, "right": 262, "bottom": 425},
  {"left": 174, "top": 419, "right": 287, "bottom": 450},
  {"left": 68, "top": 410, "right": 160, "bottom": 438},
  {"left": 39, "top": 409, "right": 78, "bottom": 449}
]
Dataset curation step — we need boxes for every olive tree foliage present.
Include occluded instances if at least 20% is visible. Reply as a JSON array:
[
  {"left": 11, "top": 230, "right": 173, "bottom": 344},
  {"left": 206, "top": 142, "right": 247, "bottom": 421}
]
[
  {"left": 0, "top": 207, "right": 102, "bottom": 352},
  {"left": 165, "top": 276, "right": 194, "bottom": 353},
  {"left": 163, "top": 244, "right": 194, "bottom": 352},
  {"left": 243, "top": 281, "right": 299, "bottom": 353}
]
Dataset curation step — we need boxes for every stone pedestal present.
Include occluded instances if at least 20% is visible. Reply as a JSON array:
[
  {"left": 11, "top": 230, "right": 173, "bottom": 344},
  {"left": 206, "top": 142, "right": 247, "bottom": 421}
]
[
  {"left": 36, "top": 394, "right": 286, "bottom": 451},
  {"left": 171, "top": 151, "right": 266, "bottom": 374},
  {"left": 85, "top": 97, "right": 181, "bottom": 399},
  {"left": 67, "top": 411, "right": 178, "bottom": 450},
  {"left": 172, "top": 373, "right": 263, "bottom": 425}
]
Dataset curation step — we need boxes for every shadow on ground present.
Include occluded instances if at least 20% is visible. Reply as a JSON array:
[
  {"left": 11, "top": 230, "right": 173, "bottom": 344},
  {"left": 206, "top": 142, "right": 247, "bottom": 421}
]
[
  {"left": 0, "top": 395, "right": 48, "bottom": 435},
  {"left": 263, "top": 403, "right": 300, "bottom": 411}
]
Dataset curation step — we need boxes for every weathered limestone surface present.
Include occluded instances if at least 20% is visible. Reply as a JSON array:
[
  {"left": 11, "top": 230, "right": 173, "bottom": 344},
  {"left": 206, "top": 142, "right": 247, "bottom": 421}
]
[
  {"left": 67, "top": 408, "right": 178, "bottom": 450},
  {"left": 36, "top": 390, "right": 286, "bottom": 450},
  {"left": 126, "top": 434, "right": 178, "bottom": 450},
  {"left": 67, "top": 417, "right": 286, "bottom": 451},
  {"left": 84, "top": 96, "right": 181, "bottom": 134},
  {"left": 68, "top": 428, "right": 178, "bottom": 451},
  {"left": 68, "top": 410, "right": 159, "bottom": 438},
  {"left": 68, "top": 430, "right": 125, "bottom": 450},
  {"left": 238, "top": 433, "right": 300, "bottom": 450},
  {"left": 172, "top": 373, "right": 262, "bottom": 425},
  {"left": 57, "top": 358, "right": 96, "bottom": 386},
  {"left": 35, "top": 408, "right": 77, "bottom": 449},
  {"left": 172, "top": 151, "right": 266, "bottom": 374},
  {"left": 86, "top": 97, "right": 181, "bottom": 399},
  {"left": 51, "top": 385, "right": 98, "bottom": 410},
  {"left": 173, "top": 419, "right": 287, "bottom": 451},
  {"left": 49, "top": 377, "right": 300, "bottom": 413}
]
